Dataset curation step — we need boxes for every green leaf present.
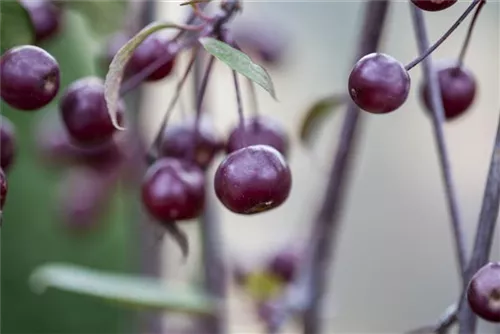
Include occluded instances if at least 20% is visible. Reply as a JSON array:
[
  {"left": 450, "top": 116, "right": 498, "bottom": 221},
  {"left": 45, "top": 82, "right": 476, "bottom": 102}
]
[
  {"left": 0, "top": 1, "right": 35, "bottom": 54},
  {"left": 180, "top": 0, "right": 212, "bottom": 6},
  {"left": 300, "top": 94, "right": 347, "bottom": 147},
  {"left": 30, "top": 263, "right": 215, "bottom": 314},
  {"left": 104, "top": 21, "right": 181, "bottom": 130},
  {"left": 199, "top": 37, "right": 277, "bottom": 99},
  {"left": 65, "top": 1, "right": 126, "bottom": 36}
]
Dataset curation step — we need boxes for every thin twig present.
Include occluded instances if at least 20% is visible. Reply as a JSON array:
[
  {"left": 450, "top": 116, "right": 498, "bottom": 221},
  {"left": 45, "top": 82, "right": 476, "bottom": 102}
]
[
  {"left": 301, "top": 2, "right": 391, "bottom": 333},
  {"left": 410, "top": 4, "right": 468, "bottom": 278},
  {"left": 457, "top": 107, "right": 500, "bottom": 333},
  {"left": 405, "top": 0, "right": 481, "bottom": 71},
  {"left": 457, "top": 0, "right": 485, "bottom": 67},
  {"left": 232, "top": 71, "right": 244, "bottom": 128},
  {"left": 406, "top": 304, "right": 457, "bottom": 334}
]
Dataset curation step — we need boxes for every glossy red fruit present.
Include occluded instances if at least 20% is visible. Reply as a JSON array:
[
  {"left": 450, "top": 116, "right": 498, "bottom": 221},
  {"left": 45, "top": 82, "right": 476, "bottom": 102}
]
[
  {"left": 159, "top": 116, "right": 223, "bottom": 170},
  {"left": 214, "top": 145, "right": 292, "bottom": 214},
  {"left": 421, "top": 61, "right": 477, "bottom": 120},
  {"left": 268, "top": 250, "right": 299, "bottom": 282},
  {"left": 0, "top": 45, "right": 60, "bottom": 111},
  {"left": 0, "top": 168, "right": 7, "bottom": 210},
  {"left": 0, "top": 115, "right": 16, "bottom": 172},
  {"left": 226, "top": 116, "right": 289, "bottom": 157},
  {"left": 126, "top": 33, "right": 176, "bottom": 82},
  {"left": 20, "top": 0, "right": 62, "bottom": 43},
  {"left": 349, "top": 53, "right": 410, "bottom": 114},
  {"left": 142, "top": 158, "right": 205, "bottom": 222},
  {"left": 60, "top": 77, "right": 125, "bottom": 146},
  {"left": 411, "top": 0, "right": 457, "bottom": 11},
  {"left": 467, "top": 262, "right": 500, "bottom": 322}
]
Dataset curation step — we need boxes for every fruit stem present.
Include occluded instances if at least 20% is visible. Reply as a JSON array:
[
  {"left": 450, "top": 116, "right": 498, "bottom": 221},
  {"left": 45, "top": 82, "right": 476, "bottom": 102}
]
[
  {"left": 295, "top": 2, "right": 390, "bottom": 334},
  {"left": 193, "top": 3, "right": 216, "bottom": 22},
  {"left": 456, "top": 0, "right": 485, "bottom": 69},
  {"left": 404, "top": 0, "right": 482, "bottom": 71},
  {"left": 231, "top": 71, "right": 245, "bottom": 129},
  {"left": 410, "top": 5, "right": 468, "bottom": 279},
  {"left": 145, "top": 46, "right": 199, "bottom": 164}
]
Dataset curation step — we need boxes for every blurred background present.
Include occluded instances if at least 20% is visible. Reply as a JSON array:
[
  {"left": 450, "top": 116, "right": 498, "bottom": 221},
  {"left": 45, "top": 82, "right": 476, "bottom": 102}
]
[{"left": 1, "top": 1, "right": 500, "bottom": 333}]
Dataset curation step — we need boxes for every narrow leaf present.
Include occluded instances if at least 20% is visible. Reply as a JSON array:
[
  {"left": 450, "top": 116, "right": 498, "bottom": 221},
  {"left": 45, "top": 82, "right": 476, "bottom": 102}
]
[
  {"left": 30, "top": 263, "right": 215, "bottom": 314},
  {"left": 199, "top": 37, "right": 277, "bottom": 99},
  {"left": 104, "top": 21, "right": 181, "bottom": 130},
  {"left": 180, "top": 0, "right": 212, "bottom": 6},
  {"left": 0, "top": 1, "right": 35, "bottom": 54},
  {"left": 300, "top": 94, "right": 347, "bottom": 147}
]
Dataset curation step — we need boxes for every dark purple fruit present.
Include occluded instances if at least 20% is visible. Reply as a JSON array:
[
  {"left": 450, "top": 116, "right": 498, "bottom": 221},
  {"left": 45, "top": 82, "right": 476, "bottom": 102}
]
[
  {"left": 467, "top": 262, "right": 500, "bottom": 322},
  {"left": 268, "top": 250, "right": 299, "bottom": 282},
  {"left": 126, "top": 33, "right": 176, "bottom": 82},
  {"left": 214, "top": 145, "right": 292, "bottom": 214},
  {"left": 226, "top": 116, "right": 289, "bottom": 157},
  {"left": 421, "top": 61, "right": 477, "bottom": 120},
  {"left": 0, "top": 45, "right": 60, "bottom": 111},
  {"left": 0, "top": 115, "right": 16, "bottom": 172},
  {"left": 0, "top": 168, "right": 7, "bottom": 209},
  {"left": 348, "top": 53, "right": 410, "bottom": 114},
  {"left": 20, "top": 0, "right": 62, "bottom": 43},
  {"left": 60, "top": 77, "right": 125, "bottom": 146},
  {"left": 142, "top": 158, "right": 205, "bottom": 222},
  {"left": 411, "top": 0, "right": 457, "bottom": 11},
  {"left": 159, "top": 116, "right": 223, "bottom": 170}
]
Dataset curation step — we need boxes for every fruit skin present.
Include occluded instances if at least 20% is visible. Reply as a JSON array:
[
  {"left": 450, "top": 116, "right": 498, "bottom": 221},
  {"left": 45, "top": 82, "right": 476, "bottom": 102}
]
[
  {"left": 0, "top": 168, "right": 7, "bottom": 210},
  {"left": 159, "top": 116, "right": 223, "bottom": 170},
  {"left": 268, "top": 250, "right": 299, "bottom": 283},
  {"left": 60, "top": 77, "right": 125, "bottom": 146},
  {"left": 0, "top": 45, "right": 60, "bottom": 111},
  {"left": 467, "top": 262, "right": 500, "bottom": 323},
  {"left": 214, "top": 145, "right": 292, "bottom": 215},
  {"left": 126, "top": 33, "right": 176, "bottom": 82},
  {"left": 20, "top": 0, "right": 62, "bottom": 43},
  {"left": 411, "top": 0, "right": 457, "bottom": 11},
  {"left": 226, "top": 116, "right": 289, "bottom": 157},
  {"left": 0, "top": 115, "right": 16, "bottom": 172},
  {"left": 142, "top": 158, "right": 205, "bottom": 222},
  {"left": 421, "top": 61, "right": 477, "bottom": 120},
  {"left": 348, "top": 53, "right": 410, "bottom": 114}
]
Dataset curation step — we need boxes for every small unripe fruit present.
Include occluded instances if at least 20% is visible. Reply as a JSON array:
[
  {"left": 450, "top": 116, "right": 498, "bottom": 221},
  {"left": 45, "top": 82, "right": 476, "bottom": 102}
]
[
  {"left": 214, "top": 145, "right": 292, "bottom": 214},
  {"left": 142, "top": 158, "right": 205, "bottom": 222},
  {"left": 349, "top": 53, "right": 410, "bottom": 114},
  {"left": 1, "top": 45, "right": 60, "bottom": 111}
]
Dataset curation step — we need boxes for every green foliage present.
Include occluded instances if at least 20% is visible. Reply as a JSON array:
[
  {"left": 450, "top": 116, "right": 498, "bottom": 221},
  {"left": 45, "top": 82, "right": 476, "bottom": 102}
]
[
  {"left": 31, "top": 263, "right": 215, "bottom": 314},
  {"left": 0, "top": 1, "right": 35, "bottom": 54},
  {"left": 1, "top": 9, "right": 135, "bottom": 334},
  {"left": 65, "top": 1, "right": 126, "bottom": 37},
  {"left": 199, "top": 37, "right": 277, "bottom": 99},
  {"left": 300, "top": 95, "right": 347, "bottom": 147}
]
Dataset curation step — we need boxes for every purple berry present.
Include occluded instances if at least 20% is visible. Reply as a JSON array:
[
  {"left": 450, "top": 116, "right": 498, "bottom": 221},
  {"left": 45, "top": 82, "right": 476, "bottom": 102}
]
[
  {"left": 421, "top": 61, "right": 477, "bottom": 120},
  {"left": 467, "top": 262, "right": 500, "bottom": 323},
  {"left": 1, "top": 45, "right": 60, "bottom": 111},
  {"left": 268, "top": 250, "right": 299, "bottom": 282},
  {"left": 59, "top": 77, "right": 125, "bottom": 146},
  {"left": 214, "top": 145, "right": 292, "bottom": 214},
  {"left": 0, "top": 115, "right": 16, "bottom": 172},
  {"left": 412, "top": 0, "right": 457, "bottom": 11},
  {"left": 20, "top": 0, "right": 62, "bottom": 43},
  {"left": 142, "top": 158, "right": 205, "bottom": 222},
  {"left": 226, "top": 116, "right": 289, "bottom": 157},
  {"left": 348, "top": 53, "right": 410, "bottom": 114}
]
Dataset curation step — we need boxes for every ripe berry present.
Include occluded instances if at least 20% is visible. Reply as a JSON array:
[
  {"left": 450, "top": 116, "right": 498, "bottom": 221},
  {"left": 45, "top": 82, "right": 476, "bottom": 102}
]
[
  {"left": 159, "top": 116, "right": 223, "bottom": 170},
  {"left": 411, "top": 0, "right": 457, "bottom": 11},
  {"left": 0, "top": 45, "right": 60, "bottom": 111},
  {"left": 126, "top": 33, "right": 176, "bottom": 82},
  {"left": 226, "top": 116, "right": 289, "bottom": 157},
  {"left": 142, "top": 158, "right": 205, "bottom": 222},
  {"left": 0, "top": 168, "right": 7, "bottom": 210},
  {"left": 467, "top": 262, "right": 500, "bottom": 322},
  {"left": 268, "top": 250, "right": 299, "bottom": 282},
  {"left": 214, "top": 145, "right": 292, "bottom": 214},
  {"left": 20, "top": 0, "right": 62, "bottom": 43},
  {"left": 60, "top": 77, "right": 125, "bottom": 146},
  {"left": 0, "top": 115, "right": 16, "bottom": 172},
  {"left": 348, "top": 53, "right": 410, "bottom": 114},
  {"left": 420, "top": 61, "right": 477, "bottom": 120}
]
